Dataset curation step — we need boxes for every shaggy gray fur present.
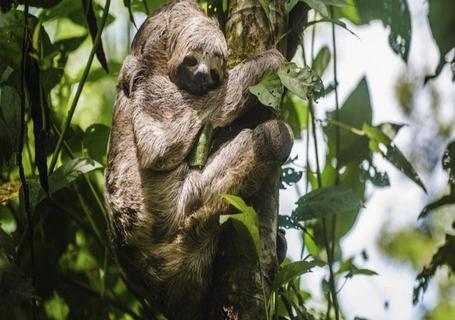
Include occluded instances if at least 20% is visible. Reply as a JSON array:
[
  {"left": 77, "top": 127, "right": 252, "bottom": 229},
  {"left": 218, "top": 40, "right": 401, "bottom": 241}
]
[{"left": 105, "top": 1, "right": 293, "bottom": 318}]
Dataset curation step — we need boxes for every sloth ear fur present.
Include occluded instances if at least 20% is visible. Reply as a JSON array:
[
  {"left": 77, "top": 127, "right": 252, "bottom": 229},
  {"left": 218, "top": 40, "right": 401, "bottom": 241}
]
[
  {"left": 120, "top": 55, "right": 144, "bottom": 98},
  {"left": 123, "top": 70, "right": 143, "bottom": 98}
]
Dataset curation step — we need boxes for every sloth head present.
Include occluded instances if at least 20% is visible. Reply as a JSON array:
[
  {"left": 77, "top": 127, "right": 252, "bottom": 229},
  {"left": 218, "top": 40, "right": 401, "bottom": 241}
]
[{"left": 168, "top": 17, "right": 228, "bottom": 96}]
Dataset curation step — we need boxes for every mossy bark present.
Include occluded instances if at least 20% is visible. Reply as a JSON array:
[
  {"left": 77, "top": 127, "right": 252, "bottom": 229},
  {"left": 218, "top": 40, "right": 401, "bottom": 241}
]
[{"left": 206, "top": 1, "right": 287, "bottom": 319}]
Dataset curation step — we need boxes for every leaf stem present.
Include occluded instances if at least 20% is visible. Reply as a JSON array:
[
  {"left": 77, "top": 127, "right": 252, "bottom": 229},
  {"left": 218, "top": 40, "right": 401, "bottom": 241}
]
[
  {"left": 49, "top": 0, "right": 111, "bottom": 174},
  {"left": 308, "top": 12, "right": 339, "bottom": 317},
  {"left": 330, "top": 7, "right": 341, "bottom": 320}
]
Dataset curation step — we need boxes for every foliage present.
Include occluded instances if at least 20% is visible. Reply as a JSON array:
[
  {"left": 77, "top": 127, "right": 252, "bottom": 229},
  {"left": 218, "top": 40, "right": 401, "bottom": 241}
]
[{"left": 0, "top": 0, "right": 453, "bottom": 319}]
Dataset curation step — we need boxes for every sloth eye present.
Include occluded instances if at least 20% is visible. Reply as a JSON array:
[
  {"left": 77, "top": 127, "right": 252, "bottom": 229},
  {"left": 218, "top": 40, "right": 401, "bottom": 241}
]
[
  {"left": 210, "top": 69, "right": 220, "bottom": 84},
  {"left": 183, "top": 56, "right": 198, "bottom": 67}
]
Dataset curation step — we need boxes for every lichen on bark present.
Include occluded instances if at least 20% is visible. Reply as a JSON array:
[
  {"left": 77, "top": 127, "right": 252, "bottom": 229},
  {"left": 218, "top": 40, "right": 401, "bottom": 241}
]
[{"left": 206, "top": 1, "right": 287, "bottom": 319}]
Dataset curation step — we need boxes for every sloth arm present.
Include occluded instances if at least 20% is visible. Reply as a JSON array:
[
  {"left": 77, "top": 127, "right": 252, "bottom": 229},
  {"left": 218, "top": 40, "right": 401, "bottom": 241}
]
[
  {"left": 132, "top": 49, "right": 285, "bottom": 172},
  {"left": 132, "top": 78, "right": 204, "bottom": 171},
  {"left": 208, "top": 49, "right": 285, "bottom": 128}
]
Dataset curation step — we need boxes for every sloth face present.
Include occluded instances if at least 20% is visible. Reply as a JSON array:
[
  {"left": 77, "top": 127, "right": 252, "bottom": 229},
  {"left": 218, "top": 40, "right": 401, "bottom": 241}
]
[{"left": 173, "top": 48, "right": 226, "bottom": 96}]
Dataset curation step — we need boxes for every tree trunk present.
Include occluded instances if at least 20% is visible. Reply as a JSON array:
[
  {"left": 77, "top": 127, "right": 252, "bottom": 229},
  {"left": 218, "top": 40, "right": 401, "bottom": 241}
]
[{"left": 207, "top": 1, "right": 287, "bottom": 319}]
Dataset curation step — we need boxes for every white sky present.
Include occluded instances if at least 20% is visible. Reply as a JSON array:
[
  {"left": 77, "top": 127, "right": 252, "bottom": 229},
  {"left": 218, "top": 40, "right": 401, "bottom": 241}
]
[{"left": 281, "top": 0, "right": 455, "bottom": 319}]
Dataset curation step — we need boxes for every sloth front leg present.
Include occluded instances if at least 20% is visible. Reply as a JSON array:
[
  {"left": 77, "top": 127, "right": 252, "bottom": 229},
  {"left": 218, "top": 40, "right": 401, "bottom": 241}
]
[{"left": 183, "top": 119, "right": 293, "bottom": 223}]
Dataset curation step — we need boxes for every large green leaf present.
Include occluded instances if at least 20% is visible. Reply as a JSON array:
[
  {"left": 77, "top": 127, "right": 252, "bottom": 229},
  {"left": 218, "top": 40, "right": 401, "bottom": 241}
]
[
  {"left": 222, "top": 195, "right": 260, "bottom": 257},
  {"left": 278, "top": 62, "right": 324, "bottom": 100},
  {"left": 26, "top": 158, "right": 102, "bottom": 211},
  {"left": 249, "top": 70, "right": 284, "bottom": 111},
  {"left": 324, "top": 77, "right": 372, "bottom": 165},
  {"left": 0, "top": 10, "right": 37, "bottom": 70},
  {"left": 362, "top": 123, "right": 427, "bottom": 192},
  {"left": 273, "top": 259, "right": 325, "bottom": 289},
  {"left": 429, "top": 0, "right": 455, "bottom": 60},
  {"left": 426, "top": 0, "right": 455, "bottom": 81},
  {"left": 49, "top": 158, "right": 102, "bottom": 195},
  {"left": 292, "top": 186, "right": 363, "bottom": 221}
]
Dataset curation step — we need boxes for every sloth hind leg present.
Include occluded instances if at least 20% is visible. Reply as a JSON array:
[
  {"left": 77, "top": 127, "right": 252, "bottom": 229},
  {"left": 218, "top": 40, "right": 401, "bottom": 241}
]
[{"left": 186, "top": 119, "right": 293, "bottom": 220}]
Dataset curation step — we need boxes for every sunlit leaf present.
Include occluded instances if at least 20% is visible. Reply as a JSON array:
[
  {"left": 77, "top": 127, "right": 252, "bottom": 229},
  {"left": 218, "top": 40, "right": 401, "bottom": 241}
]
[
  {"left": 0, "top": 181, "right": 21, "bottom": 205},
  {"left": 44, "top": 292, "right": 69, "bottom": 320},
  {"left": 222, "top": 195, "right": 260, "bottom": 257},
  {"left": 293, "top": 186, "right": 363, "bottom": 221},
  {"left": 278, "top": 62, "right": 324, "bottom": 100}
]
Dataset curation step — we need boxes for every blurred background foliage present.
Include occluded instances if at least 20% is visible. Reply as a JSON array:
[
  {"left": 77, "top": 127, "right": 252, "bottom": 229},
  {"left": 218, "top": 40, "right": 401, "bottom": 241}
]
[{"left": 0, "top": 0, "right": 454, "bottom": 319}]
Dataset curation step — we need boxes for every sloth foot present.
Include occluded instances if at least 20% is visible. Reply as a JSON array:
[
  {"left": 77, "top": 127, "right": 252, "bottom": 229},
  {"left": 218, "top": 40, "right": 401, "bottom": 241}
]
[{"left": 253, "top": 120, "right": 294, "bottom": 164}]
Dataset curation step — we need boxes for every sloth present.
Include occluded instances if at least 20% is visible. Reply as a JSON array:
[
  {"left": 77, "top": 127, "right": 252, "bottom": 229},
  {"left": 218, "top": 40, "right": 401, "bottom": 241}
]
[{"left": 105, "top": 0, "right": 293, "bottom": 319}]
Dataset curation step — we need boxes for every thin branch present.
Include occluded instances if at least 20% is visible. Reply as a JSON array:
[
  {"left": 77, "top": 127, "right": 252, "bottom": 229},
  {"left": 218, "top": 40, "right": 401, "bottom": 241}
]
[
  {"left": 18, "top": 1, "right": 36, "bottom": 318},
  {"left": 307, "top": 15, "right": 340, "bottom": 317},
  {"left": 330, "top": 7, "right": 341, "bottom": 320}
]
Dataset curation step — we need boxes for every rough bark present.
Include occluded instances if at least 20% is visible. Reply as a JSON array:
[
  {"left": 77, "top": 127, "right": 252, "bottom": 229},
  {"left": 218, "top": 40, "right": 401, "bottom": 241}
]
[{"left": 207, "top": 1, "right": 287, "bottom": 319}]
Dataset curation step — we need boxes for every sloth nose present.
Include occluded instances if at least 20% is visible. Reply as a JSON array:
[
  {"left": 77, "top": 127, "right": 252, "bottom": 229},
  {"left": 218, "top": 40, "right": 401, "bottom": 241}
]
[{"left": 195, "top": 71, "right": 209, "bottom": 90}]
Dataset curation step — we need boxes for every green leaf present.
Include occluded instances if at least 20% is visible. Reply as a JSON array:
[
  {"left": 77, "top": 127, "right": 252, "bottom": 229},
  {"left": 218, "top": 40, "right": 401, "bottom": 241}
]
[
  {"left": 346, "top": 267, "right": 378, "bottom": 278},
  {"left": 285, "top": 0, "right": 300, "bottom": 14},
  {"left": 0, "top": 10, "right": 37, "bottom": 70},
  {"left": 49, "top": 158, "right": 102, "bottom": 195},
  {"left": 362, "top": 123, "right": 427, "bottom": 192},
  {"left": 222, "top": 195, "right": 260, "bottom": 257},
  {"left": 25, "top": 158, "right": 102, "bottom": 212},
  {"left": 376, "top": 122, "right": 406, "bottom": 140},
  {"left": 83, "top": 124, "right": 110, "bottom": 165},
  {"left": 278, "top": 215, "right": 302, "bottom": 230},
  {"left": 312, "top": 46, "right": 331, "bottom": 76},
  {"left": 277, "top": 62, "right": 324, "bottom": 101},
  {"left": 223, "top": 194, "right": 251, "bottom": 213},
  {"left": 293, "top": 186, "right": 363, "bottom": 221},
  {"left": 280, "top": 167, "right": 303, "bottom": 189},
  {"left": 321, "top": 0, "right": 347, "bottom": 6},
  {"left": 324, "top": 78, "right": 372, "bottom": 165},
  {"left": 442, "top": 141, "right": 455, "bottom": 183},
  {"left": 354, "top": 0, "right": 412, "bottom": 62},
  {"left": 273, "top": 260, "right": 325, "bottom": 289},
  {"left": 44, "top": 292, "right": 70, "bottom": 320},
  {"left": 418, "top": 195, "right": 455, "bottom": 220},
  {"left": 428, "top": 0, "right": 455, "bottom": 60},
  {"left": 303, "top": 0, "right": 328, "bottom": 16},
  {"left": 249, "top": 70, "right": 284, "bottom": 111},
  {"left": 0, "top": 226, "right": 15, "bottom": 260},
  {"left": 81, "top": 0, "right": 109, "bottom": 73},
  {"left": 0, "top": 86, "right": 20, "bottom": 145},
  {"left": 258, "top": 0, "right": 270, "bottom": 16}
]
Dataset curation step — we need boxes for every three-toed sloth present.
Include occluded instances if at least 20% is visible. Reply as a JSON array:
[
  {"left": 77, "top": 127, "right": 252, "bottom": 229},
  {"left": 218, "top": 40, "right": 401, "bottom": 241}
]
[{"left": 105, "top": 0, "right": 293, "bottom": 319}]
